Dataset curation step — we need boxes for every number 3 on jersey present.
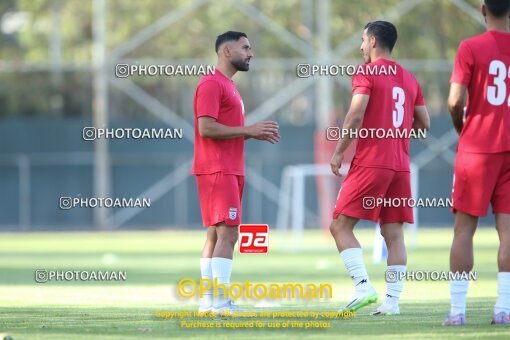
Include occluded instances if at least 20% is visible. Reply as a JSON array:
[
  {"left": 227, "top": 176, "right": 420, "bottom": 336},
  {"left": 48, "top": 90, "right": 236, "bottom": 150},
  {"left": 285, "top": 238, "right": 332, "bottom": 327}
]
[
  {"left": 487, "top": 60, "right": 510, "bottom": 106},
  {"left": 392, "top": 86, "right": 405, "bottom": 128}
]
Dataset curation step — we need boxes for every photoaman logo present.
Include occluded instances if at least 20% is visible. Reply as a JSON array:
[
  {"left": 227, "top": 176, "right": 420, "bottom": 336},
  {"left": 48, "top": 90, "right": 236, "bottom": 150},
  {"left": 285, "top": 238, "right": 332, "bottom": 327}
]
[{"left": 239, "top": 224, "right": 269, "bottom": 254}]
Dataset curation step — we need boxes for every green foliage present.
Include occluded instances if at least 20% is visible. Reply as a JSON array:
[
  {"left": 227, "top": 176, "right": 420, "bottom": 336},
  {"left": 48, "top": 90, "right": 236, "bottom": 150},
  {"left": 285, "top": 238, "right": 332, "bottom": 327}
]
[{"left": 0, "top": 0, "right": 490, "bottom": 119}]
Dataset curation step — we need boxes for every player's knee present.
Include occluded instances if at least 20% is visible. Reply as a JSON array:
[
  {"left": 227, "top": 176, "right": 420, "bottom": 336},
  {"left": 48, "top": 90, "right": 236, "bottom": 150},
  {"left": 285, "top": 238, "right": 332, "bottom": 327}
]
[
  {"left": 384, "top": 235, "right": 404, "bottom": 250},
  {"left": 382, "top": 231, "right": 400, "bottom": 241},
  {"left": 453, "top": 224, "right": 476, "bottom": 237},
  {"left": 218, "top": 228, "right": 238, "bottom": 246},
  {"left": 205, "top": 236, "right": 217, "bottom": 246},
  {"left": 329, "top": 221, "right": 338, "bottom": 236},
  {"left": 380, "top": 227, "right": 387, "bottom": 239},
  {"left": 382, "top": 230, "right": 404, "bottom": 247},
  {"left": 229, "top": 234, "right": 239, "bottom": 246},
  {"left": 329, "top": 220, "right": 346, "bottom": 236},
  {"left": 495, "top": 223, "right": 510, "bottom": 236},
  {"left": 206, "top": 231, "right": 217, "bottom": 243}
]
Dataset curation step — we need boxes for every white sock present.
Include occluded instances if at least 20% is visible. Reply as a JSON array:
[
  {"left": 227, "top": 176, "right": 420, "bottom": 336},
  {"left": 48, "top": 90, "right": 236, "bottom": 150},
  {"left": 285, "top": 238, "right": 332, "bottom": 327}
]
[
  {"left": 384, "top": 265, "right": 406, "bottom": 306},
  {"left": 211, "top": 257, "right": 233, "bottom": 308},
  {"left": 495, "top": 272, "right": 510, "bottom": 314},
  {"left": 199, "top": 258, "right": 212, "bottom": 309},
  {"left": 450, "top": 279, "right": 469, "bottom": 315},
  {"left": 340, "top": 248, "right": 373, "bottom": 293}
]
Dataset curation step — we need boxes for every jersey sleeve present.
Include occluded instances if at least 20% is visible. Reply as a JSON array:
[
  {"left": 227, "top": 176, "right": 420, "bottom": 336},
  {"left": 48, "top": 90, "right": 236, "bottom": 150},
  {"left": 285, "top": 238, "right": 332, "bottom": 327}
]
[
  {"left": 196, "top": 80, "right": 222, "bottom": 120},
  {"left": 352, "top": 72, "right": 373, "bottom": 96},
  {"left": 450, "top": 40, "right": 474, "bottom": 85},
  {"left": 415, "top": 82, "right": 425, "bottom": 106}
]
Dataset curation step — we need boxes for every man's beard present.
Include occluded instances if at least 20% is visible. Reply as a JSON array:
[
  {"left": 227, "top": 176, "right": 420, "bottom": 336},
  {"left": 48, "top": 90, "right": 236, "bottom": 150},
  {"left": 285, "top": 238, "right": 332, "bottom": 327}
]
[
  {"left": 362, "top": 51, "right": 371, "bottom": 64},
  {"left": 231, "top": 57, "right": 250, "bottom": 72}
]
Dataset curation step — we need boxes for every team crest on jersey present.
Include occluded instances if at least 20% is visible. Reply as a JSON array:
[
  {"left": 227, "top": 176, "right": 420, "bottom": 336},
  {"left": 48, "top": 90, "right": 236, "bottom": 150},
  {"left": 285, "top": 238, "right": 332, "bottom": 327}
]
[{"left": 229, "top": 207, "right": 237, "bottom": 220}]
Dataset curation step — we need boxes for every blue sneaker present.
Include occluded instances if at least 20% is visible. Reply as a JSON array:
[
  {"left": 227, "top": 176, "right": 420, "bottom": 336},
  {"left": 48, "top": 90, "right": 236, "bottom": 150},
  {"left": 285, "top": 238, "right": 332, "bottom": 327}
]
[
  {"left": 442, "top": 313, "right": 466, "bottom": 326},
  {"left": 491, "top": 311, "right": 510, "bottom": 325}
]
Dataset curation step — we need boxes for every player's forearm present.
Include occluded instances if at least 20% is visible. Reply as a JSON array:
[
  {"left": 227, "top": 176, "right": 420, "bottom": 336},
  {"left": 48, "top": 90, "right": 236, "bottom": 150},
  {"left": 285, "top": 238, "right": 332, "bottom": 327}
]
[
  {"left": 334, "top": 112, "right": 363, "bottom": 154},
  {"left": 199, "top": 121, "right": 248, "bottom": 139},
  {"left": 450, "top": 114, "right": 463, "bottom": 135},
  {"left": 412, "top": 119, "right": 429, "bottom": 133},
  {"left": 412, "top": 106, "right": 430, "bottom": 134},
  {"left": 333, "top": 137, "right": 352, "bottom": 155},
  {"left": 448, "top": 85, "right": 466, "bottom": 135},
  {"left": 448, "top": 104, "right": 464, "bottom": 135}
]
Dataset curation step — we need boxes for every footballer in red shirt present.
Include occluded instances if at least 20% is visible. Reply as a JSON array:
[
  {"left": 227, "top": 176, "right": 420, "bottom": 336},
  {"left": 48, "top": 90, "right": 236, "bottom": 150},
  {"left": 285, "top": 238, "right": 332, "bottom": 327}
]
[
  {"left": 329, "top": 21, "right": 430, "bottom": 315},
  {"left": 192, "top": 31, "right": 279, "bottom": 315},
  {"left": 444, "top": 0, "right": 510, "bottom": 326}
]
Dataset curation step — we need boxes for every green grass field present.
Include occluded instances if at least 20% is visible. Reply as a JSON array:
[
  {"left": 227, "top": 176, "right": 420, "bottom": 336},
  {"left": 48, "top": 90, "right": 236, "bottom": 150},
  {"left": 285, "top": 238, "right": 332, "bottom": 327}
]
[{"left": 0, "top": 228, "right": 509, "bottom": 339}]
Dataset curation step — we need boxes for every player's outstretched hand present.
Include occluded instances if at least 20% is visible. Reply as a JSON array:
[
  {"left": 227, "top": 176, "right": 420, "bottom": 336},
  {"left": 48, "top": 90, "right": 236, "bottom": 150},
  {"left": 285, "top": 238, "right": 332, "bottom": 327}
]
[
  {"left": 248, "top": 121, "right": 280, "bottom": 143},
  {"left": 330, "top": 152, "right": 344, "bottom": 176},
  {"left": 255, "top": 130, "right": 280, "bottom": 144}
]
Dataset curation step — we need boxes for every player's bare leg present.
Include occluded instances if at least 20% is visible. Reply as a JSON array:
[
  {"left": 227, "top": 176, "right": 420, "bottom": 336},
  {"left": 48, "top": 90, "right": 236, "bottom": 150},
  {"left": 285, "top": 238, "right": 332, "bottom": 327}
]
[
  {"left": 496, "top": 213, "right": 510, "bottom": 272},
  {"left": 211, "top": 223, "right": 241, "bottom": 314},
  {"left": 330, "top": 214, "right": 377, "bottom": 312},
  {"left": 372, "top": 222, "right": 406, "bottom": 315},
  {"left": 450, "top": 212, "right": 478, "bottom": 273},
  {"left": 213, "top": 223, "right": 238, "bottom": 259},
  {"left": 198, "top": 226, "right": 217, "bottom": 312},
  {"left": 493, "top": 213, "right": 510, "bottom": 324},
  {"left": 382, "top": 223, "right": 406, "bottom": 266},
  {"left": 444, "top": 211, "right": 478, "bottom": 325},
  {"left": 330, "top": 214, "right": 361, "bottom": 251},
  {"left": 201, "top": 226, "right": 217, "bottom": 258}
]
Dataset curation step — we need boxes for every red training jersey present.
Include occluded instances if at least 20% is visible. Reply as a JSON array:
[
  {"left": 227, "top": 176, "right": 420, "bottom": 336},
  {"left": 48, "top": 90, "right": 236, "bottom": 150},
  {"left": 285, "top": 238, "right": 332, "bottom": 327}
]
[
  {"left": 191, "top": 69, "right": 245, "bottom": 176},
  {"left": 451, "top": 30, "right": 510, "bottom": 153},
  {"left": 351, "top": 58, "right": 425, "bottom": 172}
]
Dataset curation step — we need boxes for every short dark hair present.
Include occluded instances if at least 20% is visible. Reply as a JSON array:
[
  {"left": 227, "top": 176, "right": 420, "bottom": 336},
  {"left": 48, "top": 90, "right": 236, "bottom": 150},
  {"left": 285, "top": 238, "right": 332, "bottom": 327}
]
[
  {"left": 364, "top": 21, "right": 398, "bottom": 53},
  {"left": 484, "top": 0, "right": 510, "bottom": 18},
  {"left": 215, "top": 31, "right": 248, "bottom": 53}
]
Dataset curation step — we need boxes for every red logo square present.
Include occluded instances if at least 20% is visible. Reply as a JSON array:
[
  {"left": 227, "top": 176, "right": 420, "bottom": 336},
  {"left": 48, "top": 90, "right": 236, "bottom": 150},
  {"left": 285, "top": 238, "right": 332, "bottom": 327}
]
[{"left": 239, "top": 224, "right": 269, "bottom": 254}]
